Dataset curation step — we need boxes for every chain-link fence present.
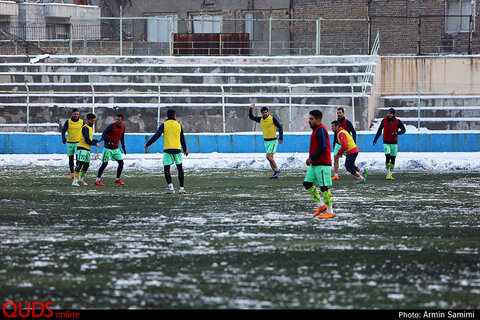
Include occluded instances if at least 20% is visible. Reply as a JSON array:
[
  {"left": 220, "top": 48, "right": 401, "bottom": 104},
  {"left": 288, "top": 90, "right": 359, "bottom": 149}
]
[
  {"left": 1, "top": 16, "right": 371, "bottom": 56},
  {"left": 0, "top": 14, "right": 477, "bottom": 56}
]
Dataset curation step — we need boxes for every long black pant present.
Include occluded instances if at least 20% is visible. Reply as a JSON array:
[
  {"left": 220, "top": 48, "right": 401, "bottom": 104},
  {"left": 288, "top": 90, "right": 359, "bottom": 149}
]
[
  {"left": 345, "top": 153, "right": 359, "bottom": 175},
  {"left": 97, "top": 160, "right": 124, "bottom": 179},
  {"left": 68, "top": 155, "right": 77, "bottom": 173},
  {"left": 385, "top": 154, "right": 396, "bottom": 166},
  {"left": 75, "top": 161, "right": 89, "bottom": 174},
  {"left": 164, "top": 164, "right": 184, "bottom": 187}
]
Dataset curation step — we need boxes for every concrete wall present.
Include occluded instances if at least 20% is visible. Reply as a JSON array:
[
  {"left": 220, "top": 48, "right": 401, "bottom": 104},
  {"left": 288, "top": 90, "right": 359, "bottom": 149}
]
[
  {"left": 0, "top": 1, "right": 18, "bottom": 16},
  {"left": 0, "top": 101, "right": 364, "bottom": 134},
  {"left": 381, "top": 56, "right": 480, "bottom": 96},
  {"left": 1, "top": 132, "right": 479, "bottom": 154}
]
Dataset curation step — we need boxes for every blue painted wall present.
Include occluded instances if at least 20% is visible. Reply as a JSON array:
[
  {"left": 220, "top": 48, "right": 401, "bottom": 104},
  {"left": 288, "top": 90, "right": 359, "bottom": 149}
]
[{"left": 0, "top": 132, "right": 479, "bottom": 154}]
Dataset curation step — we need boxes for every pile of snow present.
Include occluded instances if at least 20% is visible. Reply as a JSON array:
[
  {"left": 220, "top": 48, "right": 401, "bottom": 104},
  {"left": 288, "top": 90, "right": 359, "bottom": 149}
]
[
  {"left": 1, "top": 152, "right": 479, "bottom": 171},
  {"left": 29, "top": 54, "right": 50, "bottom": 64}
]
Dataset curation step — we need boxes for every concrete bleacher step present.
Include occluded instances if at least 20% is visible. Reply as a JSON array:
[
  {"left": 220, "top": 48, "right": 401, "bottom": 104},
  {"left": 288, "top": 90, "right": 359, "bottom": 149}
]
[
  {"left": 0, "top": 82, "right": 368, "bottom": 95},
  {"left": 0, "top": 63, "right": 370, "bottom": 74},
  {"left": 381, "top": 95, "right": 480, "bottom": 107},
  {"left": 0, "top": 55, "right": 29, "bottom": 63},
  {"left": 39, "top": 54, "right": 375, "bottom": 65},
  {"left": 1, "top": 72, "right": 370, "bottom": 85},
  {"left": 377, "top": 105, "right": 480, "bottom": 118},
  {"left": 402, "top": 118, "right": 480, "bottom": 130},
  {"left": 0, "top": 94, "right": 362, "bottom": 106},
  {"left": 375, "top": 95, "right": 480, "bottom": 130}
]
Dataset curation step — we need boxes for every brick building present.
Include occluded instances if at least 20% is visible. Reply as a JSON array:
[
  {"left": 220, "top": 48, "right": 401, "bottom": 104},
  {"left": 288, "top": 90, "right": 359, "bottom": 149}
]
[
  {"left": 114, "top": 0, "right": 478, "bottom": 55},
  {"left": 1, "top": 0, "right": 478, "bottom": 55}
]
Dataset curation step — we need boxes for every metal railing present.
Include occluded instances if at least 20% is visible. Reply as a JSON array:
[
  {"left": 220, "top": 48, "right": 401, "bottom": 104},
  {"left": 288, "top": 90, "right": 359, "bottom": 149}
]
[
  {"left": 378, "top": 81, "right": 480, "bottom": 131},
  {"left": 362, "top": 31, "right": 380, "bottom": 95},
  {"left": 0, "top": 82, "right": 364, "bottom": 133}
]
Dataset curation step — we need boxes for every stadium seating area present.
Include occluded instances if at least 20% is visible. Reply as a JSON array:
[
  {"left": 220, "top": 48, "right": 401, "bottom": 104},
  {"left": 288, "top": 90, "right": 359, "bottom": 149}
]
[{"left": 0, "top": 54, "right": 373, "bottom": 132}]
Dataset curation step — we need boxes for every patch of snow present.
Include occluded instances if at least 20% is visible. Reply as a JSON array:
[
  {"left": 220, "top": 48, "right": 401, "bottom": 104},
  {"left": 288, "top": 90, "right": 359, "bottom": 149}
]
[{"left": 0, "top": 152, "right": 479, "bottom": 172}]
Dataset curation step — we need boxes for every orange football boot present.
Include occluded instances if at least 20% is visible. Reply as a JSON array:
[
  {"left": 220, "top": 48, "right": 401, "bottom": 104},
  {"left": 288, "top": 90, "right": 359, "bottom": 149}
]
[
  {"left": 318, "top": 211, "right": 335, "bottom": 219},
  {"left": 313, "top": 204, "right": 327, "bottom": 217}
]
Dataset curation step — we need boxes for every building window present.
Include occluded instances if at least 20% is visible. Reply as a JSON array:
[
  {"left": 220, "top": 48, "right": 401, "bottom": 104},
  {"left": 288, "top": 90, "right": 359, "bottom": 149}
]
[
  {"left": 192, "top": 15, "right": 222, "bottom": 33},
  {"left": 147, "top": 15, "right": 178, "bottom": 42},
  {"left": 446, "top": 0, "right": 475, "bottom": 33},
  {"left": 245, "top": 13, "right": 254, "bottom": 40},
  {"left": 46, "top": 23, "right": 70, "bottom": 40},
  {"left": 244, "top": 12, "right": 263, "bottom": 41}
]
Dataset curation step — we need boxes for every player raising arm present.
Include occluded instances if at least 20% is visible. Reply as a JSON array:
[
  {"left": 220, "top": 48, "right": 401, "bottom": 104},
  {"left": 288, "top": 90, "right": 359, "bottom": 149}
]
[{"left": 249, "top": 103, "right": 283, "bottom": 179}]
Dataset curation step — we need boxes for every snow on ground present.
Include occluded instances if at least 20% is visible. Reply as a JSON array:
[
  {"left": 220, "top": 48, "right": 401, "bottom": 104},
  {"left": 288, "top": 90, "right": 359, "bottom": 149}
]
[{"left": 1, "top": 152, "right": 479, "bottom": 171}]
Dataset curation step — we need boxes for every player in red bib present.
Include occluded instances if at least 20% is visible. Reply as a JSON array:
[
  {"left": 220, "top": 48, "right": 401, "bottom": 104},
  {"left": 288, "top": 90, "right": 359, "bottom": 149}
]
[
  {"left": 95, "top": 114, "right": 127, "bottom": 186},
  {"left": 373, "top": 108, "right": 406, "bottom": 180},
  {"left": 303, "top": 110, "right": 335, "bottom": 219}
]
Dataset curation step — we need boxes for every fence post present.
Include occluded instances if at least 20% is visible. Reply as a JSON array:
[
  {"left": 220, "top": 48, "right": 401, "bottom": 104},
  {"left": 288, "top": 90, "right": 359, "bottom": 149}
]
[
  {"left": 90, "top": 83, "right": 95, "bottom": 133},
  {"left": 417, "top": 16, "right": 421, "bottom": 55},
  {"left": 169, "top": 16, "right": 174, "bottom": 56},
  {"left": 469, "top": 14, "right": 473, "bottom": 55},
  {"left": 221, "top": 86, "right": 226, "bottom": 133},
  {"left": 351, "top": 84, "right": 355, "bottom": 127},
  {"left": 315, "top": 19, "right": 321, "bottom": 55},
  {"left": 83, "top": 34, "right": 88, "bottom": 55},
  {"left": 417, "top": 82, "right": 421, "bottom": 131},
  {"left": 69, "top": 16, "right": 73, "bottom": 55},
  {"left": 157, "top": 84, "right": 161, "bottom": 128},
  {"left": 119, "top": 6, "right": 123, "bottom": 56},
  {"left": 367, "top": 15, "right": 371, "bottom": 54},
  {"left": 219, "top": 33, "right": 223, "bottom": 56},
  {"left": 268, "top": 17, "right": 272, "bottom": 55},
  {"left": 288, "top": 85, "right": 292, "bottom": 131},
  {"left": 25, "top": 83, "right": 29, "bottom": 132}
]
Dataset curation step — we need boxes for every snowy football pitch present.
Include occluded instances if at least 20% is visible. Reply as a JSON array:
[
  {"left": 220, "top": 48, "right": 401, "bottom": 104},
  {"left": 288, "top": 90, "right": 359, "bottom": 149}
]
[{"left": 0, "top": 165, "right": 479, "bottom": 309}]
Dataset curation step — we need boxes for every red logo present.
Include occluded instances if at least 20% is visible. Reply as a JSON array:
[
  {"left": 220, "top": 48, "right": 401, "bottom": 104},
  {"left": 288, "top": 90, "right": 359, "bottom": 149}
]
[{"left": 2, "top": 301, "right": 53, "bottom": 318}]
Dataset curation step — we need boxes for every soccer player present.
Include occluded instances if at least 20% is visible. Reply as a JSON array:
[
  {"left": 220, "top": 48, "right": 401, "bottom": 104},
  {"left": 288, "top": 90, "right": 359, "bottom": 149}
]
[
  {"left": 72, "top": 113, "right": 101, "bottom": 187},
  {"left": 248, "top": 103, "right": 283, "bottom": 179},
  {"left": 61, "top": 108, "right": 84, "bottom": 179},
  {"left": 303, "top": 110, "right": 334, "bottom": 219},
  {"left": 332, "top": 107, "right": 356, "bottom": 181},
  {"left": 95, "top": 114, "right": 126, "bottom": 186},
  {"left": 331, "top": 120, "right": 366, "bottom": 183},
  {"left": 373, "top": 108, "right": 406, "bottom": 180},
  {"left": 145, "top": 109, "right": 189, "bottom": 194}
]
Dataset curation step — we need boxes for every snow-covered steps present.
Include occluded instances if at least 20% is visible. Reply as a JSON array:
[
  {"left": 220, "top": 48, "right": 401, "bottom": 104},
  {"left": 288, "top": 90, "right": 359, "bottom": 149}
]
[
  {"left": 375, "top": 95, "right": 480, "bottom": 130},
  {"left": 0, "top": 54, "right": 377, "bottom": 133}
]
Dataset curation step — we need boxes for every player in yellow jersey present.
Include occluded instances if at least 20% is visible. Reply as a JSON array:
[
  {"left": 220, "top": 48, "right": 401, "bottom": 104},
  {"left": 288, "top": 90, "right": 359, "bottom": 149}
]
[
  {"left": 249, "top": 103, "right": 283, "bottom": 179},
  {"left": 61, "top": 109, "right": 84, "bottom": 179},
  {"left": 72, "top": 113, "right": 101, "bottom": 187},
  {"left": 145, "top": 109, "right": 189, "bottom": 194}
]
